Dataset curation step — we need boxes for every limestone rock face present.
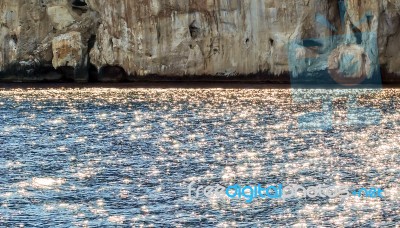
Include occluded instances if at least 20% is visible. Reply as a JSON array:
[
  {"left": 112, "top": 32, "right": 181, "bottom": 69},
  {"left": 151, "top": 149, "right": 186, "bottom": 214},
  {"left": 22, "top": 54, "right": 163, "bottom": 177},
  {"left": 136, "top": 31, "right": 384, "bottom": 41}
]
[
  {"left": 47, "top": 6, "right": 77, "bottom": 30},
  {"left": 0, "top": 0, "right": 400, "bottom": 82},
  {"left": 52, "top": 32, "right": 83, "bottom": 69},
  {"left": 0, "top": 0, "right": 99, "bottom": 81}
]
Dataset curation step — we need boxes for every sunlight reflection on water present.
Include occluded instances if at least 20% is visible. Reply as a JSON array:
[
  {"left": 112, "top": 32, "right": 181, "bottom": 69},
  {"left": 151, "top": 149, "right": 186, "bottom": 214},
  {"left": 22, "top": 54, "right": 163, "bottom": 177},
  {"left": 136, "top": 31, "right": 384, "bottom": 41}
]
[{"left": 0, "top": 88, "right": 399, "bottom": 227}]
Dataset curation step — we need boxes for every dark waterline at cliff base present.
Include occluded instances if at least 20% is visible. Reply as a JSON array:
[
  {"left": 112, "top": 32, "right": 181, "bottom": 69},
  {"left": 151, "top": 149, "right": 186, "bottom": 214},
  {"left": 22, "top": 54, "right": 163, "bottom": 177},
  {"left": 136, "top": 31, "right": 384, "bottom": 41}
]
[
  {"left": 1, "top": 66, "right": 400, "bottom": 87},
  {"left": 1, "top": 82, "right": 400, "bottom": 90}
]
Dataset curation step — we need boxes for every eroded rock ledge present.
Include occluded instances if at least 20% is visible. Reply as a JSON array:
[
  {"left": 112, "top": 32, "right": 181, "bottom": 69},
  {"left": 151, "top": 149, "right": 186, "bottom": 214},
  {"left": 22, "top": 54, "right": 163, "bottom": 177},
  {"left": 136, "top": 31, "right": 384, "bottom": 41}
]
[{"left": 1, "top": 0, "right": 400, "bottom": 83}]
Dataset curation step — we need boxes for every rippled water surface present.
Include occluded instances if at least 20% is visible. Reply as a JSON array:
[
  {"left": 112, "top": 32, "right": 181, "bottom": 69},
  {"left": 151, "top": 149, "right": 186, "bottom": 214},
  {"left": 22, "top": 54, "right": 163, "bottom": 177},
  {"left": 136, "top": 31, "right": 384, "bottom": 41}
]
[{"left": 0, "top": 88, "right": 399, "bottom": 227}]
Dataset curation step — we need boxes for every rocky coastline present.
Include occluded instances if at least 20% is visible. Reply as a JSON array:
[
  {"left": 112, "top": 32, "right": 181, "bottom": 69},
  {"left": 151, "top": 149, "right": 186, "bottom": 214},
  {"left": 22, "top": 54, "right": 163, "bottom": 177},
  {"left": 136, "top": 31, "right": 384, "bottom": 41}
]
[{"left": 1, "top": 0, "right": 400, "bottom": 83}]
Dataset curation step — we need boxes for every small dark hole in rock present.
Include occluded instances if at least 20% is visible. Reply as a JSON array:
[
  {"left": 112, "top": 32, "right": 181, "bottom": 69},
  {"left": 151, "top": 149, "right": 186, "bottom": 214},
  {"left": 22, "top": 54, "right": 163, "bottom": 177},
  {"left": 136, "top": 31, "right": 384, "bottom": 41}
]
[
  {"left": 189, "top": 44, "right": 193, "bottom": 49},
  {"left": 269, "top": 38, "right": 274, "bottom": 46},
  {"left": 11, "top": 34, "right": 18, "bottom": 43},
  {"left": 72, "top": 0, "right": 87, "bottom": 7},
  {"left": 245, "top": 38, "right": 250, "bottom": 43},
  {"left": 302, "top": 39, "right": 323, "bottom": 47},
  {"left": 189, "top": 21, "right": 200, "bottom": 39},
  {"left": 71, "top": 0, "right": 88, "bottom": 14}
]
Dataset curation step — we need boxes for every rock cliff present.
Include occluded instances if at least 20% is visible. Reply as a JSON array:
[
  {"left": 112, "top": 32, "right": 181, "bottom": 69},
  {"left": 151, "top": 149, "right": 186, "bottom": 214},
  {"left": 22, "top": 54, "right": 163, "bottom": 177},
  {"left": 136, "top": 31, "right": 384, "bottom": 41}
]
[{"left": 0, "top": 0, "right": 400, "bottom": 83}]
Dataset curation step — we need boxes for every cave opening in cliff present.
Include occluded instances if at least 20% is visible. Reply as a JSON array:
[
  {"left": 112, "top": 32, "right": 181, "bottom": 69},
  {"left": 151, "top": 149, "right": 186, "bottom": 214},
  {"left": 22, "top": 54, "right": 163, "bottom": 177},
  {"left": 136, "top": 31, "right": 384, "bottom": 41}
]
[
  {"left": 99, "top": 65, "right": 128, "bottom": 82},
  {"left": 88, "top": 63, "right": 98, "bottom": 82},
  {"left": 57, "top": 66, "right": 75, "bottom": 82}
]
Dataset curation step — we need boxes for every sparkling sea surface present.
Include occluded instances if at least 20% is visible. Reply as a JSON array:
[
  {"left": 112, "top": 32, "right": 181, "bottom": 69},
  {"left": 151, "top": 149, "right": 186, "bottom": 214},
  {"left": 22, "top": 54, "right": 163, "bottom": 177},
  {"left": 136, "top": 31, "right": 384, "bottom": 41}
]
[{"left": 0, "top": 88, "right": 399, "bottom": 227}]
